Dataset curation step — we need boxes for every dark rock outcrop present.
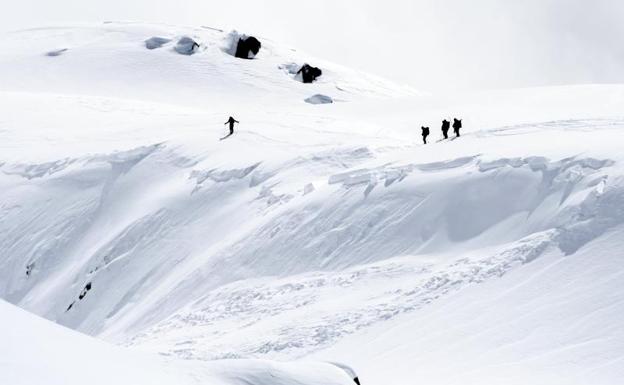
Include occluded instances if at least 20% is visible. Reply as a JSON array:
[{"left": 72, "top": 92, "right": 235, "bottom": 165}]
[
  {"left": 235, "top": 36, "right": 261, "bottom": 59},
  {"left": 297, "top": 64, "right": 322, "bottom": 83}
]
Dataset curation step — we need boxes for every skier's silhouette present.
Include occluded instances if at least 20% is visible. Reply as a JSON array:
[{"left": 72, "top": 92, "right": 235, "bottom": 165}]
[
  {"left": 441, "top": 119, "right": 450, "bottom": 139},
  {"left": 421, "top": 126, "right": 430, "bottom": 144},
  {"left": 453, "top": 118, "right": 462, "bottom": 137},
  {"left": 224, "top": 116, "right": 239, "bottom": 136}
]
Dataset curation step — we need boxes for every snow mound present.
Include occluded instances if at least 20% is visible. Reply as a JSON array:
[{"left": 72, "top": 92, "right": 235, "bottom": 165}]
[
  {"left": 174, "top": 36, "right": 199, "bottom": 55},
  {"left": 144, "top": 36, "right": 171, "bottom": 49},
  {"left": 305, "top": 94, "right": 333, "bottom": 104}
]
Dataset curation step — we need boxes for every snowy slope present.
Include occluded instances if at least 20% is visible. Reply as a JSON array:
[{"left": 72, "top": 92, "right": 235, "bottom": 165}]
[
  {"left": 1, "top": 22, "right": 624, "bottom": 385},
  {"left": 0, "top": 299, "right": 355, "bottom": 385},
  {"left": 313, "top": 227, "right": 624, "bottom": 385},
  {"left": 0, "top": 22, "right": 414, "bottom": 109}
]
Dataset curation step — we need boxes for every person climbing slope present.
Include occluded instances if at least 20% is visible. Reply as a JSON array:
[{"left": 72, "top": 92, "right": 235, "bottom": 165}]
[
  {"left": 224, "top": 116, "right": 239, "bottom": 136},
  {"left": 421, "top": 126, "right": 430, "bottom": 144},
  {"left": 441, "top": 119, "right": 450, "bottom": 139},
  {"left": 453, "top": 118, "right": 462, "bottom": 137}
]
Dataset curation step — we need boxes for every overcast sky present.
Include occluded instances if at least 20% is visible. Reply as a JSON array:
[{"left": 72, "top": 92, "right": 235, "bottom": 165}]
[{"left": 3, "top": 0, "right": 623, "bottom": 91}]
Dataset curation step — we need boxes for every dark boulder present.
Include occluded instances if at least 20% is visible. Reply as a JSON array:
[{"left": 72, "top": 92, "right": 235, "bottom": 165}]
[
  {"left": 297, "top": 64, "right": 322, "bottom": 83},
  {"left": 235, "top": 36, "right": 261, "bottom": 59}
]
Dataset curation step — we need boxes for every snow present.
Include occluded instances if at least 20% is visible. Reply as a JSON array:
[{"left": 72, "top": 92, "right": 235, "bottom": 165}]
[
  {"left": 1, "top": 21, "right": 624, "bottom": 385},
  {"left": 313, "top": 227, "right": 624, "bottom": 385},
  {"left": 0, "top": 299, "right": 355, "bottom": 385}
]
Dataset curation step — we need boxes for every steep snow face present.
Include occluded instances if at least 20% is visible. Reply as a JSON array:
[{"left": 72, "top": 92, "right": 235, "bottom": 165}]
[
  {"left": 1, "top": 22, "right": 624, "bottom": 385},
  {"left": 0, "top": 299, "right": 355, "bottom": 385},
  {"left": 312, "top": 227, "right": 624, "bottom": 385}
]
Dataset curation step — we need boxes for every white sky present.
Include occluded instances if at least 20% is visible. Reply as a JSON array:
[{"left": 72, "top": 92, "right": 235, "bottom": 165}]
[{"left": 3, "top": 0, "right": 623, "bottom": 91}]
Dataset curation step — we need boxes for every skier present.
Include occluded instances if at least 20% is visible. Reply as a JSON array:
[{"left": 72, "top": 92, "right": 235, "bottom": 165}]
[
  {"left": 453, "top": 118, "right": 462, "bottom": 137},
  {"left": 421, "top": 126, "right": 430, "bottom": 144},
  {"left": 224, "top": 116, "right": 239, "bottom": 136},
  {"left": 441, "top": 119, "right": 450, "bottom": 139}
]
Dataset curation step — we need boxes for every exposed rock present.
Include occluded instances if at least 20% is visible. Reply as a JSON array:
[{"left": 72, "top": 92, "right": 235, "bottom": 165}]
[
  {"left": 305, "top": 94, "right": 333, "bottom": 104},
  {"left": 145, "top": 36, "right": 171, "bottom": 49},
  {"left": 174, "top": 37, "right": 199, "bottom": 55}
]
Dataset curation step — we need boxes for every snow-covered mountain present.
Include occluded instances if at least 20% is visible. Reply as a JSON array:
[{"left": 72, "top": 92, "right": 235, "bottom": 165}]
[
  {"left": 0, "top": 299, "right": 355, "bottom": 385},
  {"left": 1, "top": 22, "right": 623, "bottom": 385}
]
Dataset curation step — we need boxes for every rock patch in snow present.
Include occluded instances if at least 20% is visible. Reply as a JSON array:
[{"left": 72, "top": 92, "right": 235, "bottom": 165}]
[
  {"left": 174, "top": 37, "right": 199, "bottom": 55},
  {"left": 145, "top": 36, "right": 171, "bottom": 49},
  {"left": 297, "top": 64, "right": 323, "bottom": 83},
  {"left": 305, "top": 94, "right": 333, "bottom": 104},
  {"left": 281, "top": 63, "right": 323, "bottom": 83},
  {"left": 224, "top": 31, "right": 261, "bottom": 59}
]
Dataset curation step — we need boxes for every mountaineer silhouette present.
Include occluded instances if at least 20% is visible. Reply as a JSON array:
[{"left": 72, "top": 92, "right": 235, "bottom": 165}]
[
  {"left": 441, "top": 119, "right": 450, "bottom": 139},
  {"left": 223, "top": 116, "right": 239, "bottom": 139},
  {"left": 453, "top": 118, "right": 462, "bottom": 137},
  {"left": 421, "top": 126, "right": 430, "bottom": 144}
]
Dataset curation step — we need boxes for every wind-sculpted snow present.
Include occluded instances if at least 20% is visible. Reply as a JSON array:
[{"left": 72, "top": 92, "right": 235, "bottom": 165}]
[
  {"left": 1, "top": 22, "right": 624, "bottom": 385},
  {"left": 2, "top": 158, "right": 76, "bottom": 179},
  {"left": 127, "top": 230, "right": 558, "bottom": 360},
  {"left": 1, "top": 137, "right": 621, "bottom": 343}
]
